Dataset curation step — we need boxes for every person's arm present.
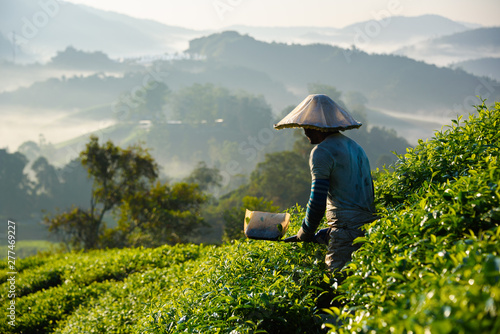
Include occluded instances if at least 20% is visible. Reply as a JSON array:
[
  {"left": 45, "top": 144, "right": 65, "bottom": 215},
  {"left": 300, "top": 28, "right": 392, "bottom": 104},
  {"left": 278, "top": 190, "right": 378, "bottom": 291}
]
[{"left": 296, "top": 178, "right": 329, "bottom": 241}]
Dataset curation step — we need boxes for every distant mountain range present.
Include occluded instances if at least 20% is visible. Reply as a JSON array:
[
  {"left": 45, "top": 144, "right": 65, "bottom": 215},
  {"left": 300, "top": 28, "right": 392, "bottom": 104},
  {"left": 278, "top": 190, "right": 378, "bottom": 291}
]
[
  {"left": 1, "top": 0, "right": 498, "bottom": 68},
  {"left": 231, "top": 14, "right": 472, "bottom": 53},
  {"left": 451, "top": 57, "right": 500, "bottom": 81},
  {"left": 2, "top": 27, "right": 499, "bottom": 114},
  {"left": 0, "top": 0, "right": 202, "bottom": 62},
  {"left": 395, "top": 27, "right": 500, "bottom": 66},
  {"left": 1, "top": 28, "right": 498, "bottom": 151},
  {"left": 186, "top": 31, "right": 500, "bottom": 113}
]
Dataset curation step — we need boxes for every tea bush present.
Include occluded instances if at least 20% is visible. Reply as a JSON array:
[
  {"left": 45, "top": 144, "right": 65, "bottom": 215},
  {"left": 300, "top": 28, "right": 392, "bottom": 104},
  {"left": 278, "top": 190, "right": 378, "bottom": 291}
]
[
  {"left": 328, "top": 101, "right": 500, "bottom": 333},
  {"left": 137, "top": 223, "right": 328, "bottom": 334},
  {"left": 1, "top": 101, "right": 498, "bottom": 333},
  {"left": 0, "top": 244, "right": 207, "bottom": 333}
]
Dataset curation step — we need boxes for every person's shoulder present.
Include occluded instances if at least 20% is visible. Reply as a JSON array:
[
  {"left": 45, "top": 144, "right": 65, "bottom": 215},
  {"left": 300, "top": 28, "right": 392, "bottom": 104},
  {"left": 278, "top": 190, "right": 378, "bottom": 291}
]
[
  {"left": 317, "top": 133, "right": 343, "bottom": 150},
  {"left": 311, "top": 142, "right": 329, "bottom": 156},
  {"left": 311, "top": 140, "right": 335, "bottom": 162},
  {"left": 331, "top": 133, "right": 362, "bottom": 149}
]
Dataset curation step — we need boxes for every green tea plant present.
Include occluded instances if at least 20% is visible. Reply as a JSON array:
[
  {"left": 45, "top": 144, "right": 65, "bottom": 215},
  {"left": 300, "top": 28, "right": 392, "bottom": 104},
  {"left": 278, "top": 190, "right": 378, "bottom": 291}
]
[
  {"left": 0, "top": 244, "right": 205, "bottom": 333},
  {"left": 326, "top": 101, "right": 500, "bottom": 333},
  {"left": 376, "top": 101, "right": 500, "bottom": 211},
  {"left": 138, "top": 208, "right": 330, "bottom": 334},
  {"left": 54, "top": 265, "right": 201, "bottom": 333},
  {"left": 4, "top": 281, "right": 112, "bottom": 333}
]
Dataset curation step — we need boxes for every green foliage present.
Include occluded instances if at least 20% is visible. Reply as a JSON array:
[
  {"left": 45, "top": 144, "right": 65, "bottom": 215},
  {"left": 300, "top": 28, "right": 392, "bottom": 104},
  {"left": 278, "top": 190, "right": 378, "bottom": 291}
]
[
  {"left": 117, "top": 181, "right": 207, "bottom": 247},
  {"left": 326, "top": 101, "right": 500, "bottom": 333},
  {"left": 183, "top": 161, "right": 223, "bottom": 193},
  {"left": 248, "top": 151, "right": 311, "bottom": 209},
  {"left": 137, "top": 209, "right": 327, "bottom": 333},
  {"left": 45, "top": 136, "right": 158, "bottom": 250},
  {"left": 169, "top": 83, "right": 273, "bottom": 136},
  {"left": 376, "top": 101, "right": 499, "bottom": 209},
  {"left": 0, "top": 149, "right": 32, "bottom": 216},
  {"left": 81, "top": 135, "right": 159, "bottom": 207},
  {"left": 0, "top": 245, "right": 203, "bottom": 333}
]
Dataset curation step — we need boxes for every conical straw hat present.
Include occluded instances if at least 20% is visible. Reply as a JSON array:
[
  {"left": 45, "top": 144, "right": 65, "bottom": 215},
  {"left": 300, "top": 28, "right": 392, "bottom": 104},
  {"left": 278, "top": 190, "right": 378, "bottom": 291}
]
[{"left": 274, "top": 94, "right": 362, "bottom": 132}]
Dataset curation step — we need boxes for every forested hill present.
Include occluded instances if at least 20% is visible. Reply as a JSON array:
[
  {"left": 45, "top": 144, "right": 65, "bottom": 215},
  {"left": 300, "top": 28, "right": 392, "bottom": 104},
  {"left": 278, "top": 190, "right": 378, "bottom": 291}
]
[
  {"left": 187, "top": 31, "right": 500, "bottom": 113},
  {"left": 431, "top": 27, "right": 500, "bottom": 49},
  {"left": 395, "top": 27, "right": 500, "bottom": 68}
]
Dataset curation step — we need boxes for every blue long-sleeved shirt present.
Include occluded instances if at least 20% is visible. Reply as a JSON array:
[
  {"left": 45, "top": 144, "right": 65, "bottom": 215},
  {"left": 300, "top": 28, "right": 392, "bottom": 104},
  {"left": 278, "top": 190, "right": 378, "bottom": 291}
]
[{"left": 302, "top": 133, "right": 377, "bottom": 233}]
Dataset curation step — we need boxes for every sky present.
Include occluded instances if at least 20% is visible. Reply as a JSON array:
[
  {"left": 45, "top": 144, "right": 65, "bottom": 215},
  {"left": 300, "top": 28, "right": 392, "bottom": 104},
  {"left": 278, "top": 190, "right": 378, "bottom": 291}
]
[{"left": 63, "top": 0, "right": 500, "bottom": 30}]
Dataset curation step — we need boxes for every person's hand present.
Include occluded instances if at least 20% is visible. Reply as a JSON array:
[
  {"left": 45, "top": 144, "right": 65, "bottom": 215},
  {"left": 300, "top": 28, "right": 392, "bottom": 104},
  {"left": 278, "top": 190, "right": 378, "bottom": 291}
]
[
  {"left": 296, "top": 227, "right": 315, "bottom": 242},
  {"left": 313, "top": 228, "right": 331, "bottom": 245}
]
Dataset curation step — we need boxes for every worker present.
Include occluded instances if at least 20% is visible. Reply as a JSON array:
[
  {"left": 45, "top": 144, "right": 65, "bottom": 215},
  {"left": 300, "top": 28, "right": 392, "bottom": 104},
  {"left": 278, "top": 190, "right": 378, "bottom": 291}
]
[{"left": 274, "top": 94, "right": 378, "bottom": 272}]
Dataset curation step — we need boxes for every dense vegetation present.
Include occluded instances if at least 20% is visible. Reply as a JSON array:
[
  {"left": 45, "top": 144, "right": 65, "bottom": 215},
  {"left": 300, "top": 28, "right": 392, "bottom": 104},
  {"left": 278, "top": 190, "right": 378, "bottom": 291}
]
[
  {"left": 0, "top": 150, "right": 92, "bottom": 227},
  {"left": 1, "top": 101, "right": 498, "bottom": 333},
  {"left": 330, "top": 100, "right": 500, "bottom": 333}
]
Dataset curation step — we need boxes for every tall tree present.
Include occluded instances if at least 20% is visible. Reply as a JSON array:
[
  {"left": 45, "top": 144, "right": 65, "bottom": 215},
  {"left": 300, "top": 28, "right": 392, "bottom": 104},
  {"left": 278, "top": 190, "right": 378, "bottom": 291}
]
[
  {"left": 45, "top": 136, "right": 158, "bottom": 250},
  {"left": 0, "top": 149, "right": 32, "bottom": 217},
  {"left": 58, "top": 158, "right": 93, "bottom": 209},
  {"left": 116, "top": 182, "right": 206, "bottom": 247},
  {"left": 17, "top": 140, "right": 41, "bottom": 161},
  {"left": 32, "top": 156, "right": 61, "bottom": 198},
  {"left": 183, "top": 161, "right": 223, "bottom": 193},
  {"left": 31, "top": 156, "right": 62, "bottom": 211}
]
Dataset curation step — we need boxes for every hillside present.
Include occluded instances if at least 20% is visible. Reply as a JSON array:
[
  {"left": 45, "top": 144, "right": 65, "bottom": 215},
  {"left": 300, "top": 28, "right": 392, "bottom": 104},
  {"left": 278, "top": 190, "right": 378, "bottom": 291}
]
[
  {"left": 451, "top": 57, "right": 500, "bottom": 81},
  {"left": 0, "top": 51, "right": 294, "bottom": 111},
  {"left": 396, "top": 27, "right": 500, "bottom": 66},
  {"left": 339, "top": 14, "right": 470, "bottom": 51},
  {"left": 0, "top": 0, "right": 203, "bottom": 61},
  {"left": 1, "top": 101, "right": 498, "bottom": 333},
  {"left": 0, "top": 73, "right": 141, "bottom": 109},
  {"left": 187, "top": 31, "right": 500, "bottom": 113},
  {"left": 225, "top": 15, "right": 470, "bottom": 53}
]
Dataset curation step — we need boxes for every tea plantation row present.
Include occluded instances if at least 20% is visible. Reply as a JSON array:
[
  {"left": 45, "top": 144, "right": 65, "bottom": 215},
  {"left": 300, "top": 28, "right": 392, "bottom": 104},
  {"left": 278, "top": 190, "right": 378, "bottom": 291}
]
[{"left": 1, "top": 101, "right": 499, "bottom": 333}]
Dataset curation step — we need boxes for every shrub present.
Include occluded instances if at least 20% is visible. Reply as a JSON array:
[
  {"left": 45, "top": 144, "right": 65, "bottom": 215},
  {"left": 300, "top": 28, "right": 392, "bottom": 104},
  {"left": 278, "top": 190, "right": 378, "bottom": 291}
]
[{"left": 326, "top": 101, "right": 500, "bottom": 333}]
